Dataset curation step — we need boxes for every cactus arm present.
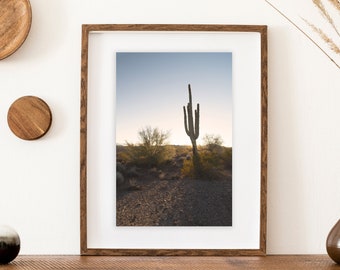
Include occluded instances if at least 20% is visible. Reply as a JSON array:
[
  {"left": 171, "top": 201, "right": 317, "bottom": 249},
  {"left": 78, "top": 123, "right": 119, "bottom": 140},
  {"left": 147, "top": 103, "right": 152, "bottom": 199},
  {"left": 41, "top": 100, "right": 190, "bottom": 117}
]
[
  {"left": 187, "top": 104, "right": 194, "bottom": 137},
  {"left": 188, "top": 84, "right": 192, "bottom": 104},
  {"left": 183, "top": 106, "right": 190, "bottom": 136},
  {"left": 194, "top": 104, "right": 200, "bottom": 139}
]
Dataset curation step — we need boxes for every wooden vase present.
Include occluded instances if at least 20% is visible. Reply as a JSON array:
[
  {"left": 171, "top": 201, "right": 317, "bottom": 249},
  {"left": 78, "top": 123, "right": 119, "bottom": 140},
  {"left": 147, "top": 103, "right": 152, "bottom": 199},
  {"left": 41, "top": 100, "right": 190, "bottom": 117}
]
[{"left": 327, "top": 219, "right": 340, "bottom": 264}]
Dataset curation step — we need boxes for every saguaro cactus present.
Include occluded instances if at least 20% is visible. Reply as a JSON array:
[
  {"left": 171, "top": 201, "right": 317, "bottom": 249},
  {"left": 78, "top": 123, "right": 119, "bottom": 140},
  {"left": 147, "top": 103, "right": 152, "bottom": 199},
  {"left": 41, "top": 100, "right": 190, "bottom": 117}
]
[{"left": 183, "top": 84, "right": 202, "bottom": 178}]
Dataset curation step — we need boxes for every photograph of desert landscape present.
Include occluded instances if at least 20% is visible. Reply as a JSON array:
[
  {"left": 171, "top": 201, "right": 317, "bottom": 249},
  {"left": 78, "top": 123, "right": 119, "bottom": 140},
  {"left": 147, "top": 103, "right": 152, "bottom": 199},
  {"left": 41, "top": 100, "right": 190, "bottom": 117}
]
[{"left": 116, "top": 52, "right": 232, "bottom": 226}]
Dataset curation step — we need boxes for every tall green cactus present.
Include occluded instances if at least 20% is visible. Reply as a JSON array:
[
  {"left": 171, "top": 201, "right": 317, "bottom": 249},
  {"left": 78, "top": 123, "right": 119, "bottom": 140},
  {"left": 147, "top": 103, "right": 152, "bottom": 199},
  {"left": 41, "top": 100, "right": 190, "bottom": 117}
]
[{"left": 183, "top": 84, "right": 202, "bottom": 178}]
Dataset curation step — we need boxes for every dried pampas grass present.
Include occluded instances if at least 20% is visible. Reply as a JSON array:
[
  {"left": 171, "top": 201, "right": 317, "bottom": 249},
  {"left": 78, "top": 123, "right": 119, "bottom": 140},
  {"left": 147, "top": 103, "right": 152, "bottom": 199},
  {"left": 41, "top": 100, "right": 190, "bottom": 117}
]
[
  {"left": 266, "top": 0, "right": 340, "bottom": 69},
  {"left": 306, "top": 0, "right": 340, "bottom": 55}
]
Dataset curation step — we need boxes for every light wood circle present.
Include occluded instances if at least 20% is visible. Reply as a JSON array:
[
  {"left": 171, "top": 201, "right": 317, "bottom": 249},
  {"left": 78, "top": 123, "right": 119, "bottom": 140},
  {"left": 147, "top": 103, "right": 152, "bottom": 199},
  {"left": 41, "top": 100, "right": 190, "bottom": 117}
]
[
  {"left": 0, "top": 0, "right": 32, "bottom": 60},
  {"left": 7, "top": 96, "right": 52, "bottom": 140}
]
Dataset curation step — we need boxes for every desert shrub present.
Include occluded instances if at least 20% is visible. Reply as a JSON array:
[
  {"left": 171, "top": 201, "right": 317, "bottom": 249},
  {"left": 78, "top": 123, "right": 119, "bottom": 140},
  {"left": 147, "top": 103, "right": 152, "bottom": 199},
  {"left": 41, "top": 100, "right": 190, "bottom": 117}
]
[
  {"left": 116, "top": 161, "right": 140, "bottom": 189},
  {"left": 116, "top": 161, "right": 126, "bottom": 173},
  {"left": 181, "top": 134, "right": 232, "bottom": 179},
  {"left": 181, "top": 157, "right": 195, "bottom": 178},
  {"left": 203, "top": 134, "right": 223, "bottom": 152},
  {"left": 122, "top": 126, "right": 174, "bottom": 168},
  {"left": 175, "top": 145, "right": 192, "bottom": 157},
  {"left": 116, "top": 148, "right": 129, "bottom": 164},
  {"left": 221, "top": 147, "right": 232, "bottom": 170},
  {"left": 116, "top": 171, "right": 125, "bottom": 188},
  {"left": 181, "top": 151, "right": 222, "bottom": 179},
  {"left": 199, "top": 150, "right": 224, "bottom": 179}
]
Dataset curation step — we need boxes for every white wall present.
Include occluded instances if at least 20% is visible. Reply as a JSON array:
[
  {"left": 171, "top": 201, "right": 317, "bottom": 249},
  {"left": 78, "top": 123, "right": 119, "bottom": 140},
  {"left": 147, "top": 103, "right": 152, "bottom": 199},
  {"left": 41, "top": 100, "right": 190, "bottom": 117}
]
[{"left": 0, "top": 0, "right": 339, "bottom": 255}]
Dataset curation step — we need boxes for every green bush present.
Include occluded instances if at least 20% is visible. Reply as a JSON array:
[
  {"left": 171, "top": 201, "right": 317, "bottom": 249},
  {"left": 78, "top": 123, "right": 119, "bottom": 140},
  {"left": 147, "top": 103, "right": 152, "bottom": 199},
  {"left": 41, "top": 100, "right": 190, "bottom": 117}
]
[
  {"left": 221, "top": 147, "right": 232, "bottom": 170},
  {"left": 202, "top": 134, "right": 223, "bottom": 152},
  {"left": 181, "top": 158, "right": 195, "bottom": 178},
  {"left": 181, "top": 134, "right": 232, "bottom": 179},
  {"left": 121, "top": 126, "right": 174, "bottom": 168}
]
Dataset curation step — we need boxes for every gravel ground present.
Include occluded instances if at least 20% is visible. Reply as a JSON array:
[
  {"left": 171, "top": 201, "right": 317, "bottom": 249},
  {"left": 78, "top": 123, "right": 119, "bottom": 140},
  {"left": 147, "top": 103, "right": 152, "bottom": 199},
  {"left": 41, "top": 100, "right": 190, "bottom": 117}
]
[{"left": 116, "top": 176, "right": 232, "bottom": 226}]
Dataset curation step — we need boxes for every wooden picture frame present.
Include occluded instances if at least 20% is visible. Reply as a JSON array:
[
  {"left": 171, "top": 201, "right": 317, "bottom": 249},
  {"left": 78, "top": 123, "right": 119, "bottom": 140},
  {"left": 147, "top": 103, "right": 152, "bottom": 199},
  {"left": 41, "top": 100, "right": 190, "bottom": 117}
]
[{"left": 80, "top": 24, "right": 267, "bottom": 256}]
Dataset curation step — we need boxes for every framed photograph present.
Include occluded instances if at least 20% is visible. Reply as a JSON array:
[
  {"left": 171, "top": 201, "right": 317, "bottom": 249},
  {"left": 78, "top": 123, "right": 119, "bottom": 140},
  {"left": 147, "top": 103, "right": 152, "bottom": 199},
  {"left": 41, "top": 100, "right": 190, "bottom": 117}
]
[{"left": 80, "top": 24, "right": 267, "bottom": 256}]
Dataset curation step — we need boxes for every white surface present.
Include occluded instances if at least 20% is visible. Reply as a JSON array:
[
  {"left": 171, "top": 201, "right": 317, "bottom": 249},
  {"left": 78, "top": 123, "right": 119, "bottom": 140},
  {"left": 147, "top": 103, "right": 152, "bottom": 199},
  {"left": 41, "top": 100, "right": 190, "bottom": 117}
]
[
  {"left": 0, "top": 0, "right": 339, "bottom": 255},
  {"left": 87, "top": 31, "right": 261, "bottom": 249}
]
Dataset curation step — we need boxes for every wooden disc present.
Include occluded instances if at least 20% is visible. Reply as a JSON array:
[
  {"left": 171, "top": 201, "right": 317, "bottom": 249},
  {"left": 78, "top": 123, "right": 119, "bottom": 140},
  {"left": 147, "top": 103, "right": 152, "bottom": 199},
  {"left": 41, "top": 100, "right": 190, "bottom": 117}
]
[
  {"left": 0, "top": 0, "right": 32, "bottom": 60},
  {"left": 7, "top": 96, "right": 52, "bottom": 140}
]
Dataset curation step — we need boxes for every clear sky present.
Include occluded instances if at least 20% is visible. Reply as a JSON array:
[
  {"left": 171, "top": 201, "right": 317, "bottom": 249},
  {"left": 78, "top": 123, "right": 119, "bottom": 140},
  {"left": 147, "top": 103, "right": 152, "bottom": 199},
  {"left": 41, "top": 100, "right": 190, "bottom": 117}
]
[{"left": 116, "top": 52, "right": 232, "bottom": 146}]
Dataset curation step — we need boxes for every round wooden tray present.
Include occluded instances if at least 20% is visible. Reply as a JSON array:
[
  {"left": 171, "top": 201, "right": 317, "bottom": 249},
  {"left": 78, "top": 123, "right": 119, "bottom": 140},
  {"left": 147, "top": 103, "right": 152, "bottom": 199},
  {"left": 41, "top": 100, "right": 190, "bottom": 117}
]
[
  {"left": 0, "top": 0, "right": 32, "bottom": 60},
  {"left": 7, "top": 96, "right": 52, "bottom": 140}
]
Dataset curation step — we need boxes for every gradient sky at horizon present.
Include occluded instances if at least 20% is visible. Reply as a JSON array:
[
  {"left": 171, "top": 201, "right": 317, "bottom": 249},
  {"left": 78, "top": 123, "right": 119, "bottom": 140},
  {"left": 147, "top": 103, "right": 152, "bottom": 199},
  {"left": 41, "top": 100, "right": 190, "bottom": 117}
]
[{"left": 116, "top": 52, "right": 232, "bottom": 146}]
